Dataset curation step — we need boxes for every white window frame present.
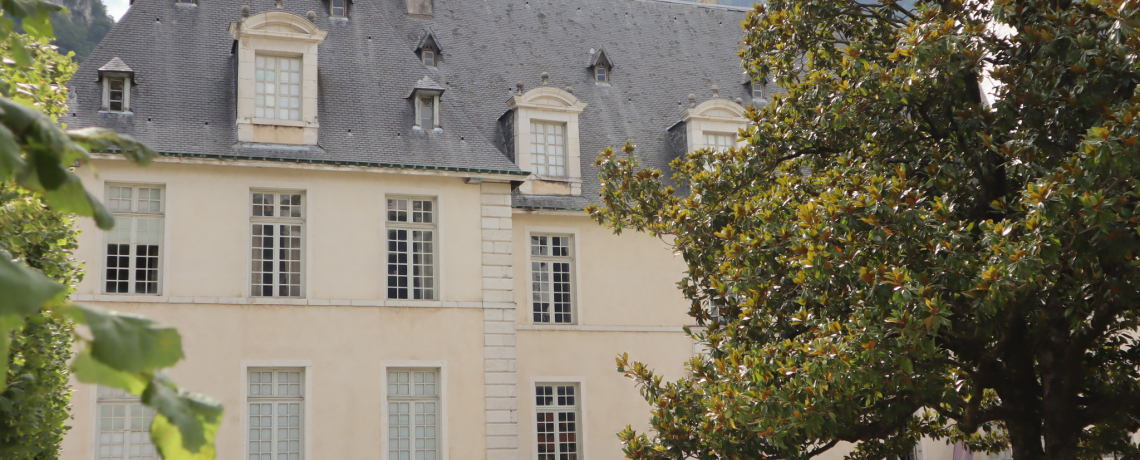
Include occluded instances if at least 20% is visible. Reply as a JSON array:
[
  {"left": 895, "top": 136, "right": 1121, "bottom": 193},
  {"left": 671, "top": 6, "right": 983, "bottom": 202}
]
[
  {"left": 102, "top": 183, "right": 165, "bottom": 295},
  {"left": 381, "top": 361, "right": 449, "bottom": 460},
  {"left": 254, "top": 54, "right": 303, "bottom": 121},
  {"left": 703, "top": 132, "right": 737, "bottom": 151},
  {"left": 101, "top": 74, "right": 131, "bottom": 113},
  {"left": 678, "top": 99, "right": 747, "bottom": 153},
  {"left": 525, "top": 227, "right": 582, "bottom": 325},
  {"left": 528, "top": 233, "right": 575, "bottom": 325},
  {"left": 751, "top": 80, "right": 763, "bottom": 99},
  {"left": 507, "top": 87, "right": 587, "bottom": 196},
  {"left": 422, "top": 50, "right": 435, "bottom": 67},
  {"left": 94, "top": 386, "right": 157, "bottom": 460},
  {"left": 529, "top": 121, "right": 568, "bottom": 178},
  {"left": 242, "top": 362, "right": 312, "bottom": 460},
  {"left": 330, "top": 0, "right": 345, "bottom": 17},
  {"left": 414, "top": 93, "right": 441, "bottom": 130},
  {"left": 594, "top": 67, "right": 607, "bottom": 83},
  {"left": 249, "top": 190, "right": 306, "bottom": 298},
  {"left": 531, "top": 378, "right": 587, "bottom": 460},
  {"left": 385, "top": 196, "right": 438, "bottom": 301}
]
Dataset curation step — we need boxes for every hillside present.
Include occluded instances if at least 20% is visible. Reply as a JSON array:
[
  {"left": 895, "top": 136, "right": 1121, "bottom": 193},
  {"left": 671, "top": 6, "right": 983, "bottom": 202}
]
[{"left": 16, "top": 0, "right": 114, "bottom": 62}]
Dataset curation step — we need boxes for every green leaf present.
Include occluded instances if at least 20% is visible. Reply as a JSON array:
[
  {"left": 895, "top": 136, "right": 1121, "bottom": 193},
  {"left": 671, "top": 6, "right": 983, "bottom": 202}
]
[
  {"left": 71, "top": 348, "right": 148, "bottom": 394},
  {"left": 144, "top": 378, "right": 223, "bottom": 457},
  {"left": 9, "top": 37, "right": 31, "bottom": 67},
  {"left": 0, "top": 254, "right": 65, "bottom": 316},
  {"left": 0, "top": 314, "right": 24, "bottom": 392},
  {"left": 68, "top": 127, "right": 157, "bottom": 166},
  {"left": 0, "top": 123, "right": 24, "bottom": 178},
  {"left": 74, "top": 304, "right": 184, "bottom": 373},
  {"left": 21, "top": 8, "right": 52, "bottom": 38},
  {"left": 41, "top": 178, "right": 116, "bottom": 229},
  {"left": 900, "top": 357, "right": 913, "bottom": 375}
]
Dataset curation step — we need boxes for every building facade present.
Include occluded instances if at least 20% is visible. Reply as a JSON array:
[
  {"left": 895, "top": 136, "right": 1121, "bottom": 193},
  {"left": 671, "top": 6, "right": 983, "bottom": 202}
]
[{"left": 60, "top": 0, "right": 985, "bottom": 459}]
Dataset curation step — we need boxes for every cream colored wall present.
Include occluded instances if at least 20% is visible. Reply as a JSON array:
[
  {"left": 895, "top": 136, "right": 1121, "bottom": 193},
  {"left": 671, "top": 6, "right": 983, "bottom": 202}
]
[
  {"left": 73, "top": 159, "right": 484, "bottom": 302},
  {"left": 60, "top": 303, "right": 487, "bottom": 460},
  {"left": 510, "top": 213, "right": 691, "bottom": 327}
]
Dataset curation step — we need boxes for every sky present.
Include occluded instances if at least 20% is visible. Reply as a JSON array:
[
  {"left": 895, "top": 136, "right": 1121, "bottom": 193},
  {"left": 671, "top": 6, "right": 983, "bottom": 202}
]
[{"left": 105, "top": 0, "right": 129, "bottom": 21}]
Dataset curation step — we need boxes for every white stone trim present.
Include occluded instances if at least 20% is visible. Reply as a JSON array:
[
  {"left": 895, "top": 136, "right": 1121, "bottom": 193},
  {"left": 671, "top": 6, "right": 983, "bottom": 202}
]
[
  {"left": 679, "top": 99, "right": 747, "bottom": 153},
  {"left": 480, "top": 181, "right": 519, "bottom": 460},
  {"left": 240, "top": 360, "right": 313, "bottom": 460},
  {"left": 508, "top": 87, "right": 586, "bottom": 196},
  {"left": 517, "top": 325, "right": 683, "bottom": 332},
  {"left": 526, "top": 376, "right": 589, "bottom": 460},
  {"left": 380, "top": 361, "right": 450, "bottom": 460}
]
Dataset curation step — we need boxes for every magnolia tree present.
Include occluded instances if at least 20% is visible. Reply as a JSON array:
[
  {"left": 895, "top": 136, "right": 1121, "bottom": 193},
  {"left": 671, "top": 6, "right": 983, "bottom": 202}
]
[
  {"left": 0, "top": 1, "right": 221, "bottom": 458},
  {"left": 589, "top": 0, "right": 1140, "bottom": 458}
]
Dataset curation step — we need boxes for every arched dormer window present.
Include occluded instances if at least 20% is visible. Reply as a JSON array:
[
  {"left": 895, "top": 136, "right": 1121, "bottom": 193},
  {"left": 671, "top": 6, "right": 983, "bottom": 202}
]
[
  {"left": 229, "top": 11, "right": 328, "bottom": 145},
  {"left": 505, "top": 87, "right": 588, "bottom": 196},
  {"left": 674, "top": 98, "right": 747, "bottom": 153},
  {"left": 588, "top": 48, "right": 613, "bottom": 84}
]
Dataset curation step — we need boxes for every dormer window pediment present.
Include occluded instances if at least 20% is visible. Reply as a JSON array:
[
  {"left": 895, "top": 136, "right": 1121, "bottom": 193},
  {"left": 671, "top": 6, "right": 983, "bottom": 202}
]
[
  {"left": 677, "top": 98, "right": 748, "bottom": 153},
  {"left": 98, "top": 57, "right": 134, "bottom": 113},
  {"left": 415, "top": 30, "right": 442, "bottom": 67},
  {"left": 506, "top": 87, "right": 587, "bottom": 196},
  {"left": 588, "top": 48, "right": 613, "bottom": 84},
  {"left": 231, "top": 11, "right": 328, "bottom": 145},
  {"left": 409, "top": 76, "right": 445, "bottom": 131}
]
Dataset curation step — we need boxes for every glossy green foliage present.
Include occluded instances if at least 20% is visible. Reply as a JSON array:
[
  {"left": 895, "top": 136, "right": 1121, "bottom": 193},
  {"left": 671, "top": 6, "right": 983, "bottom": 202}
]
[
  {"left": 0, "top": 181, "right": 77, "bottom": 460},
  {"left": 0, "top": 1, "right": 222, "bottom": 458},
  {"left": 591, "top": 0, "right": 1140, "bottom": 458}
]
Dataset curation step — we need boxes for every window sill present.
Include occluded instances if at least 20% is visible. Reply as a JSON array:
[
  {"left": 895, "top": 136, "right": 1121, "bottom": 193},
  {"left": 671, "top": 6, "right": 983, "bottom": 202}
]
[
  {"left": 98, "top": 110, "right": 133, "bottom": 115},
  {"left": 72, "top": 294, "right": 484, "bottom": 309},
  {"left": 518, "top": 324, "right": 683, "bottom": 332},
  {"left": 529, "top": 175, "right": 581, "bottom": 184},
  {"left": 250, "top": 118, "right": 307, "bottom": 127}
]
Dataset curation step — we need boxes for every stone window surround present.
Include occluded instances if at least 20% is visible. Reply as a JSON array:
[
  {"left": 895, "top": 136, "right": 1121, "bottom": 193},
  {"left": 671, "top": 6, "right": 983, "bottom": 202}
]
[
  {"left": 524, "top": 226, "right": 582, "bottom": 326},
  {"left": 381, "top": 362, "right": 449, "bottom": 460},
  {"left": 527, "top": 376, "right": 588, "bottom": 460},
  {"left": 230, "top": 12, "right": 328, "bottom": 145},
  {"left": 507, "top": 87, "right": 587, "bottom": 196},
  {"left": 241, "top": 361, "right": 313, "bottom": 460},
  {"left": 100, "top": 73, "right": 131, "bottom": 113},
  {"left": 678, "top": 98, "right": 748, "bottom": 153},
  {"left": 413, "top": 91, "right": 442, "bottom": 131}
]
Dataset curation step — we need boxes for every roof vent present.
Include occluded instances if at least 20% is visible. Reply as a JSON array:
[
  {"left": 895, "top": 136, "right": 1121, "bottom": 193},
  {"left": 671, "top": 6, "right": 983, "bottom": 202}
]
[{"left": 306, "top": 10, "right": 316, "bottom": 22}]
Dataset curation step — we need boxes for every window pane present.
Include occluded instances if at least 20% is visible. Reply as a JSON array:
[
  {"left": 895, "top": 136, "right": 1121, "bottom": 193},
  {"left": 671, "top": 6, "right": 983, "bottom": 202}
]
[{"left": 530, "top": 122, "right": 567, "bottom": 177}]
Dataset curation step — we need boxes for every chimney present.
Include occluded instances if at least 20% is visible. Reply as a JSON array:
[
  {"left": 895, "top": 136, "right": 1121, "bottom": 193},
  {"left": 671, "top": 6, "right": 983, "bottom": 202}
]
[{"left": 406, "top": 0, "right": 431, "bottom": 15}]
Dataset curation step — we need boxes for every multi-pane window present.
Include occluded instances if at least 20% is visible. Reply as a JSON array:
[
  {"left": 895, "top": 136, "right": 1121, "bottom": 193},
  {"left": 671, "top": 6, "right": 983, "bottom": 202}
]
[
  {"left": 330, "top": 0, "right": 345, "bottom": 16},
  {"left": 422, "top": 50, "right": 435, "bottom": 67},
  {"left": 255, "top": 55, "right": 302, "bottom": 121},
  {"left": 530, "top": 121, "right": 566, "bottom": 177},
  {"left": 531, "top": 235, "right": 573, "bottom": 324},
  {"left": 386, "top": 197, "right": 436, "bottom": 300},
  {"left": 96, "top": 386, "right": 156, "bottom": 460},
  {"left": 387, "top": 369, "right": 439, "bottom": 460},
  {"left": 108, "top": 78, "right": 126, "bottom": 112},
  {"left": 751, "top": 80, "right": 763, "bottom": 99},
  {"left": 248, "top": 368, "right": 304, "bottom": 460},
  {"left": 104, "top": 184, "right": 163, "bottom": 295},
  {"left": 703, "top": 132, "right": 736, "bottom": 150},
  {"left": 535, "top": 384, "right": 579, "bottom": 460},
  {"left": 594, "top": 67, "right": 607, "bottom": 83},
  {"left": 250, "top": 191, "right": 305, "bottom": 298}
]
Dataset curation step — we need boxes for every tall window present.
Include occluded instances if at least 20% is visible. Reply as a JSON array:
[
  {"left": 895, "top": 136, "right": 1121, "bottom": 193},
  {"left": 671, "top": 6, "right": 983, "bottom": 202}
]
[
  {"left": 422, "top": 50, "right": 435, "bottom": 67},
  {"left": 594, "top": 67, "right": 607, "bottom": 83},
  {"left": 420, "top": 97, "right": 435, "bottom": 128},
  {"left": 255, "top": 55, "right": 302, "bottom": 121},
  {"left": 530, "top": 121, "right": 566, "bottom": 177},
  {"left": 387, "top": 369, "right": 439, "bottom": 460},
  {"left": 703, "top": 132, "right": 736, "bottom": 150},
  {"left": 104, "top": 184, "right": 163, "bottom": 294},
  {"left": 250, "top": 191, "right": 305, "bottom": 298},
  {"left": 531, "top": 235, "right": 573, "bottom": 324},
  {"left": 386, "top": 197, "right": 436, "bottom": 300},
  {"left": 751, "top": 80, "right": 763, "bottom": 99},
  {"left": 107, "top": 78, "right": 126, "bottom": 112},
  {"left": 248, "top": 368, "right": 304, "bottom": 460},
  {"left": 330, "top": 0, "right": 345, "bottom": 16},
  {"left": 96, "top": 386, "right": 156, "bottom": 460},
  {"left": 535, "top": 383, "right": 579, "bottom": 460}
]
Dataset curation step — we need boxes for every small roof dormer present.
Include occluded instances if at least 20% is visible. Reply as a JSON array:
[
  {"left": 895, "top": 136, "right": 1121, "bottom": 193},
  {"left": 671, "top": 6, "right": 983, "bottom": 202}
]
[
  {"left": 415, "top": 30, "right": 442, "bottom": 66},
  {"left": 408, "top": 76, "right": 445, "bottom": 131},
  {"left": 98, "top": 57, "right": 134, "bottom": 80},
  {"left": 588, "top": 48, "right": 613, "bottom": 83}
]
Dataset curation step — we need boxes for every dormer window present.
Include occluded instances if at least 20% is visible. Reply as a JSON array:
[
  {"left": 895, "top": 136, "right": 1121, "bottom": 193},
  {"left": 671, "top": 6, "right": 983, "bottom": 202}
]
[
  {"left": 98, "top": 57, "right": 134, "bottom": 113},
  {"left": 174, "top": 0, "right": 195, "bottom": 4},
  {"left": 415, "top": 30, "right": 442, "bottom": 68},
  {"left": 107, "top": 78, "right": 126, "bottom": 112},
  {"left": 255, "top": 55, "right": 301, "bottom": 121},
  {"left": 504, "top": 87, "right": 588, "bottom": 196},
  {"left": 409, "top": 76, "right": 444, "bottom": 131},
  {"left": 588, "top": 48, "right": 613, "bottom": 85},
  {"left": 751, "top": 79, "right": 764, "bottom": 99},
  {"left": 330, "top": 0, "right": 346, "bottom": 17}
]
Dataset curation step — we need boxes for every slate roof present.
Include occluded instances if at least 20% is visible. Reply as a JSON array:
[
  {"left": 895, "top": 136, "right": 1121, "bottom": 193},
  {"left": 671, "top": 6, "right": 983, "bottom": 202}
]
[
  {"left": 68, "top": 0, "right": 771, "bottom": 209},
  {"left": 97, "top": 57, "right": 134, "bottom": 73}
]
